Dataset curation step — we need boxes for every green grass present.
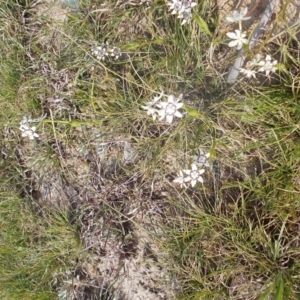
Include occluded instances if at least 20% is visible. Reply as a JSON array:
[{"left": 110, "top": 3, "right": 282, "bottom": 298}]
[
  {"left": 1, "top": 0, "right": 300, "bottom": 299},
  {"left": 162, "top": 86, "right": 300, "bottom": 299},
  {"left": 0, "top": 193, "right": 82, "bottom": 300}
]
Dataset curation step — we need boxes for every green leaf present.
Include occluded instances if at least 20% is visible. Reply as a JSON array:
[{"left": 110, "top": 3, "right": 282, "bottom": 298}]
[
  {"left": 193, "top": 14, "right": 212, "bottom": 37},
  {"left": 257, "top": 283, "right": 274, "bottom": 300},
  {"left": 182, "top": 105, "right": 204, "bottom": 118},
  {"left": 69, "top": 120, "right": 81, "bottom": 127},
  {"left": 275, "top": 63, "right": 285, "bottom": 71},
  {"left": 274, "top": 273, "right": 283, "bottom": 300},
  {"left": 257, "top": 291, "right": 271, "bottom": 300},
  {"left": 123, "top": 39, "right": 163, "bottom": 50},
  {"left": 123, "top": 43, "right": 143, "bottom": 50}
]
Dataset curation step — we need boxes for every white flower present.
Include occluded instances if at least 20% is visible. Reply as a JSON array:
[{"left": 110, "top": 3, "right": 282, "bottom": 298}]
[
  {"left": 226, "top": 30, "right": 248, "bottom": 50},
  {"left": 226, "top": 8, "right": 251, "bottom": 23},
  {"left": 249, "top": 54, "right": 262, "bottom": 67},
  {"left": 142, "top": 102, "right": 159, "bottom": 120},
  {"left": 173, "top": 170, "right": 186, "bottom": 188},
  {"left": 157, "top": 94, "right": 183, "bottom": 124},
  {"left": 110, "top": 47, "right": 121, "bottom": 59},
  {"left": 167, "top": 0, "right": 184, "bottom": 14},
  {"left": 178, "top": 8, "right": 192, "bottom": 25},
  {"left": 193, "top": 149, "right": 210, "bottom": 167},
  {"left": 182, "top": 0, "right": 197, "bottom": 9},
  {"left": 20, "top": 123, "right": 39, "bottom": 140},
  {"left": 92, "top": 44, "right": 108, "bottom": 61},
  {"left": 141, "top": 91, "right": 164, "bottom": 121},
  {"left": 258, "top": 55, "right": 278, "bottom": 76},
  {"left": 239, "top": 68, "right": 256, "bottom": 79},
  {"left": 167, "top": 0, "right": 196, "bottom": 24},
  {"left": 183, "top": 164, "right": 205, "bottom": 187}
]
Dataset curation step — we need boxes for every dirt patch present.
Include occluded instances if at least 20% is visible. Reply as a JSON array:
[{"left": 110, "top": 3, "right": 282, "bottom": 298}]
[
  {"left": 36, "top": 0, "right": 69, "bottom": 22},
  {"left": 17, "top": 126, "right": 174, "bottom": 299}
]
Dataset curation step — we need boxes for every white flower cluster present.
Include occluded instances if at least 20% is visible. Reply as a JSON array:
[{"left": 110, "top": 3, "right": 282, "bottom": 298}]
[
  {"left": 167, "top": 0, "right": 197, "bottom": 25},
  {"left": 239, "top": 54, "right": 278, "bottom": 78},
  {"left": 226, "top": 7, "right": 250, "bottom": 50},
  {"left": 174, "top": 149, "right": 210, "bottom": 187},
  {"left": 226, "top": 8, "right": 279, "bottom": 78},
  {"left": 142, "top": 91, "right": 183, "bottom": 124},
  {"left": 19, "top": 116, "right": 39, "bottom": 140},
  {"left": 92, "top": 43, "right": 122, "bottom": 61}
]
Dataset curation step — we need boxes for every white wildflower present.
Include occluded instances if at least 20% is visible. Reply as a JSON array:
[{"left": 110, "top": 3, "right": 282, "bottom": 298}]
[
  {"left": 141, "top": 91, "right": 164, "bottom": 121},
  {"left": 19, "top": 123, "right": 39, "bottom": 140},
  {"left": 167, "top": 0, "right": 184, "bottom": 15},
  {"left": 258, "top": 55, "right": 278, "bottom": 76},
  {"left": 167, "top": 0, "right": 196, "bottom": 24},
  {"left": 19, "top": 115, "right": 43, "bottom": 140},
  {"left": 92, "top": 44, "right": 109, "bottom": 61},
  {"left": 193, "top": 149, "right": 210, "bottom": 167},
  {"left": 226, "top": 29, "right": 248, "bottom": 50},
  {"left": 142, "top": 102, "right": 159, "bottom": 120},
  {"left": 249, "top": 54, "right": 262, "bottom": 67},
  {"left": 110, "top": 47, "right": 121, "bottom": 60},
  {"left": 157, "top": 94, "right": 183, "bottom": 124},
  {"left": 182, "top": 0, "right": 197, "bottom": 9},
  {"left": 178, "top": 8, "right": 192, "bottom": 25},
  {"left": 183, "top": 164, "right": 205, "bottom": 187},
  {"left": 173, "top": 170, "right": 186, "bottom": 188},
  {"left": 226, "top": 8, "right": 251, "bottom": 23},
  {"left": 239, "top": 68, "right": 256, "bottom": 79}
]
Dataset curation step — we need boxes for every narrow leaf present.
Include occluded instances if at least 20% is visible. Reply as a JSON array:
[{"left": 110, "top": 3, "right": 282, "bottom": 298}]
[
  {"left": 257, "top": 291, "right": 271, "bottom": 300},
  {"left": 182, "top": 105, "right": 203, "bottom": 118},
  {"left": 274, "top": 273, "right": 283, "bottom": 300},
  {"left": 193, "top": 14, "right": 212, "bottom": 36},
  {"left": 123, "top": 39, "right": 163, "bottom": 50}
]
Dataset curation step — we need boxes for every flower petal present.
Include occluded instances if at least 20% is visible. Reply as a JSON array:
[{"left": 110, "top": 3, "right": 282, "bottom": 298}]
[
  {"left": 191, "top": 164, "right": 198, "bottom": 170},
  {"left": 198, "top": 169, "right": 205, "bottom": 175},
  {"left": 226, "top": 16, "right": 235, "bottom": 22},
  {"left": 166, "top": 115, "right": 174, "bottom": 124},
  {"left": 228, "top": 40, "right": 238, "bottom": 48},
  {"left": 197, "top": 176, "right": 204, "bottom": 183},
  {"left": 157, "top": 102, "right": 168, "bottom": 109},
  {"left": 236, "top": 41, "right": 243, "bottom": 50},
  {"left": 226, "top": 32, "right": 237, "bottom": 39},
  {"left": 175, "top": 102, "right": 183, "bottom": 109},
  {"left": 184, "top": 176, "right": 191, "bottom": 182},
  {"left": 167, "top": 95, "right": 176, "bottom": 103},
  {"left": 174, "top": 111, "right": 183, "bottom": 118}
]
